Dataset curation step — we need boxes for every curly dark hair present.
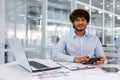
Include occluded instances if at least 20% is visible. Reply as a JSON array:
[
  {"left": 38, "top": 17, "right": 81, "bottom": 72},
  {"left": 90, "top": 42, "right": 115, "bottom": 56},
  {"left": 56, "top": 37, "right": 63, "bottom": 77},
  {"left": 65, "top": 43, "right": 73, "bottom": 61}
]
[{"left": 69, "top": 9, "right": 90, "bottom": 23}]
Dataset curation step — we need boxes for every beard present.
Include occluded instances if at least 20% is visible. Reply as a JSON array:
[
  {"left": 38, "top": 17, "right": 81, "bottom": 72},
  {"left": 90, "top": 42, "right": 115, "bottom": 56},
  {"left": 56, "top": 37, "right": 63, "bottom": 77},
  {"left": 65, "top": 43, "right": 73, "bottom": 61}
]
[{"left": 73, "top": 26, "right": 86, "bottom": 32}]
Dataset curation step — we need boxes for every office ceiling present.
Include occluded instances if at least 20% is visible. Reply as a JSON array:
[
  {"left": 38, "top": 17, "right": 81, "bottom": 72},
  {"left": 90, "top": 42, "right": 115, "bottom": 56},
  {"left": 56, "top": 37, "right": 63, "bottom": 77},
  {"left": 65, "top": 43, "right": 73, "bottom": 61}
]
[{"left": 5, "top": 0, "right": 120, "bottom": 15}]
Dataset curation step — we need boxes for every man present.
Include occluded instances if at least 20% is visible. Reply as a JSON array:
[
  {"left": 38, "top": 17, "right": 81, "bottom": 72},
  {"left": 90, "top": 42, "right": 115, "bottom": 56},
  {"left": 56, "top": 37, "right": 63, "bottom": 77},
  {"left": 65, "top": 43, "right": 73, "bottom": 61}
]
[{"left": 52, "top": 9, "right": 106, "bottom": 65}]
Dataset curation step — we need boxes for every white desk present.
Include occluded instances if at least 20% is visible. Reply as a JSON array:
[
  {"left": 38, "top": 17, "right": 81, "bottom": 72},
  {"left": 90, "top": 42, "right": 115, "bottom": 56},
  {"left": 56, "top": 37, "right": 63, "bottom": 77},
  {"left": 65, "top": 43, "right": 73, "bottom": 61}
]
[{"left": 0, "top": 62, "right": 120, "bottom": 80}]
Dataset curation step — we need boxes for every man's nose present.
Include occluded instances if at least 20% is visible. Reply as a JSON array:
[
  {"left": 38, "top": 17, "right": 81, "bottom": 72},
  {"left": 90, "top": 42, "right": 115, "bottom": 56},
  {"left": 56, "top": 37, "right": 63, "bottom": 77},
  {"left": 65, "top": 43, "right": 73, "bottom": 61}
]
[{"left": 78, "top": 21, "right": 82, "bottom": 24}]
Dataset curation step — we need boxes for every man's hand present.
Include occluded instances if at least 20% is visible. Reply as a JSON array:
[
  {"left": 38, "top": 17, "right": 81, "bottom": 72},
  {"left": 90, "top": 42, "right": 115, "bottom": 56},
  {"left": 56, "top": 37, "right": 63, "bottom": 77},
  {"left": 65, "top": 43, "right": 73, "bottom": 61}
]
[
  {"left": 73, "top": 56, "right": 89, "bottom": 63},
  {"left": 93, "top": 56, "right": 105, "bottom": 65}
]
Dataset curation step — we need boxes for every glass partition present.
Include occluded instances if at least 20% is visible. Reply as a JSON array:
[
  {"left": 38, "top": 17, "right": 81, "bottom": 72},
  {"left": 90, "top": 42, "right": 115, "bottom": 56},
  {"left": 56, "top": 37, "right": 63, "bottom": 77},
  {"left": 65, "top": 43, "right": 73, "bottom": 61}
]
[
  {"left": 6, "top": 0, "right": 23, "bottom": 38},
  {"left": 6, "top": 13, "right": 15, "bottom": 38},
  {"left": 15, "top": 2, "right": 26, "bottom": 39},
  {"left": 47, "top": 22, "right": 71, "bottom": 47},
  {"left": 26, "top": 0, "right": 42, "bottom": 48},
  {"left": 104, "top": 29, "right": 113, "bottom": 44},
  {"left": 77, "top": 0, "right": 89, "bottom": 4},
  {"left": 104, "top": 13, "right": 113, "bottom": 28},
  {"left": 6, "top": 0, "right": 43, "bottom": 48},
  {"left": 104, "top": 0, "right": 113, "bottom": 12},
  {"left": 91, "top": 9, "right": 103, "bottom": 28},
  {"left": 77, "top": 4, "right": 89, "bottom": 11},
  {"left": 114, "top": 16, "right": 120, "bottom": 39},
  {"left": 48, "top": 0, "right": 71, "bottom": 22},
  {"left": 115, "top": 16, "right": 120, "bottom": 28},
  {"left": 115, "top": 0, "right": 120, "bottom": 15},
  {"left": 91, "top": 0, "right": 103, "bottom": 9},
  {"left": 91, "top": 28, "right": 103, "bottom": 43}
]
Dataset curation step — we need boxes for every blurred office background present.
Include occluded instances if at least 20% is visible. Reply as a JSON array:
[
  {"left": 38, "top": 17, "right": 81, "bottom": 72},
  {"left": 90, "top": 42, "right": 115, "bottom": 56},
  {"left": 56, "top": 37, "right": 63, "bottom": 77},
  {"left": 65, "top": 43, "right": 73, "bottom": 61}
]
[{"left": 0, "top": 0, "right": 120, "bottom": 64}]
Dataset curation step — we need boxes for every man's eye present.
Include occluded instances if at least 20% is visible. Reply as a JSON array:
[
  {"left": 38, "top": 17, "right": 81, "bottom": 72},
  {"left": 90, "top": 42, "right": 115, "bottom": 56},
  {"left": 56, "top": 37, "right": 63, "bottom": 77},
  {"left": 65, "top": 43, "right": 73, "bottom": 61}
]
[{"left": 82, "top": 19, "right": 85, "bottom": 21}]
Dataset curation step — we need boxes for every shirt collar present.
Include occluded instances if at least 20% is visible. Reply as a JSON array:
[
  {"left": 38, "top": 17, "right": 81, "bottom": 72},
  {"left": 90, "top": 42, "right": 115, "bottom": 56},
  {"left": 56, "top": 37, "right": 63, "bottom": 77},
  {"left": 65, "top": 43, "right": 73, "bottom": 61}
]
[{"left": 71, "top": 30, "right": 89, "bottom": 38}]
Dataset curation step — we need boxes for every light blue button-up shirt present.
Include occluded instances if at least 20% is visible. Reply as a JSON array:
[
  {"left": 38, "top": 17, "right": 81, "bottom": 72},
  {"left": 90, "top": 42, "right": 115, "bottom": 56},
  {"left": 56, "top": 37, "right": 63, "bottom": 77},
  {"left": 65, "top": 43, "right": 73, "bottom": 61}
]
[{"left": 52, "top": 31, "right": 105, "bottom": 62}]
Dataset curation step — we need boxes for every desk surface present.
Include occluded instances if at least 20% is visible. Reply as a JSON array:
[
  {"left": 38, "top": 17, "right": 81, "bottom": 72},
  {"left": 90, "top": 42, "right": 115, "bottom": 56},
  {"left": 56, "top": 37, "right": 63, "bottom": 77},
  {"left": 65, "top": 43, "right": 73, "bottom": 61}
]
[{"left": 0, "top": 62, "right": 120, "bottom": 80}]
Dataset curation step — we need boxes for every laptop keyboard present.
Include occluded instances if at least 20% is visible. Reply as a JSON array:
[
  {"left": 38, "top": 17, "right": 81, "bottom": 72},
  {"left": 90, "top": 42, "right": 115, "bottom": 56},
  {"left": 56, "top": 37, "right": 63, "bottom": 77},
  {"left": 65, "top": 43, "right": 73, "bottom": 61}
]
[{"left": 29, "top": 61, "right": 49, "bottom": 69}]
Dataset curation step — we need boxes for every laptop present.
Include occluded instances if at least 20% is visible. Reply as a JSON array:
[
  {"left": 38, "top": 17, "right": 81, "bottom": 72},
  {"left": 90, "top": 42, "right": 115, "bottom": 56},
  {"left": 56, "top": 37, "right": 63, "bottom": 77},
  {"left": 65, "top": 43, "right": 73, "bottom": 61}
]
[{"left": 8, "top": 38, "right": 61, "bottom": 72}]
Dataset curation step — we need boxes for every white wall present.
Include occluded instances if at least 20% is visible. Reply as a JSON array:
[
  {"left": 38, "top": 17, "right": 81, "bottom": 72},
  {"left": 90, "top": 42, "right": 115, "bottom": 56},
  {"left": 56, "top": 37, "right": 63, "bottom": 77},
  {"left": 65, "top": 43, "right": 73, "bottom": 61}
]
[{"left": 0, "top": 0, "right": 5, "bottom": 63}]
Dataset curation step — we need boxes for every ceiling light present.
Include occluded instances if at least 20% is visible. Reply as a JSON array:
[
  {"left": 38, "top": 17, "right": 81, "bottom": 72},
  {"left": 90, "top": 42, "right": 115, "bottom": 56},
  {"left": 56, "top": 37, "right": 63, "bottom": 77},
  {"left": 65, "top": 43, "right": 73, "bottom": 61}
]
[
  {"left": 117, "top": 5, "right": 120, "bottom": 7},
  {"left": 117, "top": 17, "right": 120, "bottom": 20},
  {"left": 84, "top": 6, "right": 89, "bottom": 10},
  {"left": 98, "top": 11, "right": 102, "bottom": 14},
  {"left": 109, "top": 14, "right": 112, "bottom": 17}
]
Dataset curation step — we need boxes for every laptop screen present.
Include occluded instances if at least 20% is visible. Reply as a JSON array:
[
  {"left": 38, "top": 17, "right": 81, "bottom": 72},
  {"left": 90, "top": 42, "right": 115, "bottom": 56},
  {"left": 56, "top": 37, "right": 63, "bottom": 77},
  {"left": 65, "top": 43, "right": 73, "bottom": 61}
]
[{"left": 8, "top": 38, "right": 61, "bottom": 72}]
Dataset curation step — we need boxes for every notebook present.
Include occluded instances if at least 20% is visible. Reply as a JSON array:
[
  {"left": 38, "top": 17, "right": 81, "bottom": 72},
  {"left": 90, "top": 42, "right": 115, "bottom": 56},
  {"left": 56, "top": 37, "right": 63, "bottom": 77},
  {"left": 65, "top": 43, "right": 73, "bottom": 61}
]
[{"left": 8, "top": 38, "right": 61, "bottom": 72}]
